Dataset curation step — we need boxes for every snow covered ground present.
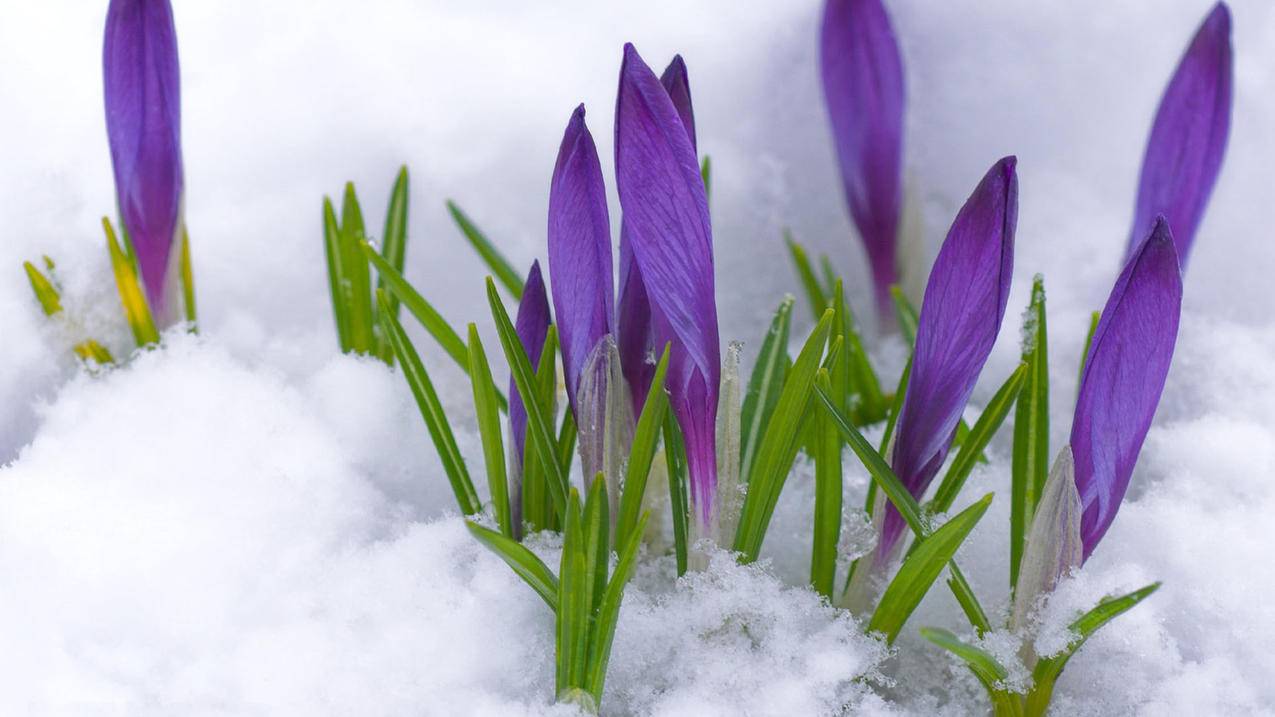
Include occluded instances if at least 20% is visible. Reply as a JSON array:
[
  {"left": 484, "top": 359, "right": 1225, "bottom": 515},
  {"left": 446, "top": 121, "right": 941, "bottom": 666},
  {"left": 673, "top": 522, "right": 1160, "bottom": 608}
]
[{"left": 1, "top": 0, "right": 1274, "bottom": 714}]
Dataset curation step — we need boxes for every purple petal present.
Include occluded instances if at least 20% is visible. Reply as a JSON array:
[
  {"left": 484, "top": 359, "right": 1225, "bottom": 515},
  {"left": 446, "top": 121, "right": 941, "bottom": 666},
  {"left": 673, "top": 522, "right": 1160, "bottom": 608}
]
[
  {"left": 820, "top": 0, "right": 905, "bottom": 319},
  {"left": 882, "top": 157, "right": 1017, "bottom": 557},
  {"left": 104, "top": 0, "right": 184, "bottom": 321},
  {"left": 619, "top": 55, "right": 699, "bottom": 415},
  {"left": 1074, "top": 217, "right": 1182, "bottom": 561},
  {"left": 1127, "top": 2, "right": 1232, "bottom": 267},
  {"left": 547, "top": 104, "right": 615, "bottom": 419},
  {"left": 660, "top": 55, "right": 697, "bottom": 152},
  {"left": 615, "top": 43, "right": 720, "bottom": 523},
  {"left": 508, "top": 261, "right": 552, "bottom": 462}
]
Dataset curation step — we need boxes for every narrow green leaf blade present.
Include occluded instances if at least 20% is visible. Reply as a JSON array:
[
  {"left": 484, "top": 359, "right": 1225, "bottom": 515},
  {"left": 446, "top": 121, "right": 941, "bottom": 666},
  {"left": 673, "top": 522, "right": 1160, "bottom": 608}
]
[
  {"left": 869, "top": 494, "right": 993, "bottom": 643},
  {"left": 468, "top": 324, "right": 511, "bottom": 537},
  {"left": 378, "top": 290, "right": 480, "bottom": 515},
  {"left": 811, "top": 395, "right": 843, "bottom": 598},
  {"left": 1012, "top": 276, "right": 1050, "bottom": 592},
  {"left": 466, "top": 520, "right": 558, "bottom": 610},
  {"left": 920, "top": 627, "right": 1021, "bottom": 715},
  {"left": 890, "top": 285, "right": 919, "bottom": 346},
  {"left": 784, "top": 232, "right": 828, "bottom": 321},
  {"left": 377, "top": 166, "right": 411, "bottom": 340},
  {"left": 341, "top": 183, "right": 375, "bottom": 353},
  {"left": 23, "top": 261, "right": 63, "bottom": 315},
  {"left": 447, "top": 200, "right": 525, "bottom": 300},
  {"left": 664, "top": 414, "right": 690, "bottom": 576},
  {"left": 616, "top": 346, "right": 671, "bottom": 548},
  {"left": 740, "top": 296, "right": 794, "bottom": 484},
  {"left": 930, "top": 363, "right": 1028, "bottom": 514},
  {"left": 586, "top": 511, "right": 648, "bottom": 703},
  {"left": 322, "top": 198, "right": 351, "bottom": 352}
]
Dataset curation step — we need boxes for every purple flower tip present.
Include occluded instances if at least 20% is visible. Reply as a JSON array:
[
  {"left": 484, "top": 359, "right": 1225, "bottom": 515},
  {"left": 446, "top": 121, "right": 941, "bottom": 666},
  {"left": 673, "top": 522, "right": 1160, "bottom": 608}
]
[
  {"left": 1127, "top": 1, "right": 1232, "bottom": 268},
  {"left": 1074, "top": 216, "right": 1182, "bottom": 561},
  {"left": 882, "top": 156, "right": 1017, "bottom": 557},
  {"left": 509, "top": 261, "right": 552, "bottom": 461},
  {"left": 548, "top": 104, "right": 615, "bottom": 419},
  {"left": 820, "top": 0, "right": 905, "bottom": 320},
  {"left": 104, "top": 0, "right": 185, "bottom": 321},
  {"left": 615, "top": 43, "right": 720, "bottom": 523},
  {"left": 659, "top": 55, "right": 696, "bottom": 151}
]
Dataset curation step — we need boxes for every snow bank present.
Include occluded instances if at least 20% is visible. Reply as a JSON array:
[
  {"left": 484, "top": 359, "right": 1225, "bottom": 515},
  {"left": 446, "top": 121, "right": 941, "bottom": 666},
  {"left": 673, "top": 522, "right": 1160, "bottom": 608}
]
[{"left": 2, "top": 0, "right": 1274, "bottom": 713}]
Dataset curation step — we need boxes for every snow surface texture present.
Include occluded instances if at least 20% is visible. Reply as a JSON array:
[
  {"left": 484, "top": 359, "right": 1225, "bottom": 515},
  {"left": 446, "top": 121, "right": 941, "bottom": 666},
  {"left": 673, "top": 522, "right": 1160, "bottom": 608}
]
[{"left": 1, "top": 0, "right": 1274, "bottom": 714}]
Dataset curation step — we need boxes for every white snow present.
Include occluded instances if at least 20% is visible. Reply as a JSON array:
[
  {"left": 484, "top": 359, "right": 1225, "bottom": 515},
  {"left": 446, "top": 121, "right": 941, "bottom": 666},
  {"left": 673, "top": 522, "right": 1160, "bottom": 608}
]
[{"left": 2, "top": 0, "right": 1275, "bottom": 714}]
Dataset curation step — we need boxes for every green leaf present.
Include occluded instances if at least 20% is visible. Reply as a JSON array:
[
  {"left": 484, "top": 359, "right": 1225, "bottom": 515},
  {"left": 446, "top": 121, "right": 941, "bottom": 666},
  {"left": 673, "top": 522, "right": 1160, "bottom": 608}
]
[
  {"left": 465, "top": 520, "right": 558, "bottom": 610},
  {"left": 363, "top": 242, "right": 504, "bottom": 407},
  {"left": 378, "top": 290, "right": 480, "bottom": 515},
  {"left": 733, "top": 310, "right": 834, "bottom": 562},
  {"left": 664, "top": 413, "right": 690, "bottom": 576},
  {"left": 784, "top": 231, "right": 828, "bottom": 321},
  {"left": 23, "top": 260, "right": 62, "bottom": 315},
  {"left": 700, "top": 156, "right": 712, "bottom": 201},
  {"left": 341, "top": 183, "right": 375, "bottom": 354},
  {"left": 1012, "top": 276, "right": 1050, "bottom": 592},
  {"left": 814, "top": 378, "right": 992, "bottom": 634},
  {"left": 103, "top": 217, "right": 160, "bottom": 348},
  {"left": 375, "top": 166, "right": 411, "bottom": 359},
  {"left": 557, "top": 489, "right": 587, "bottom": 695},
  {"left": 831, "top": 280, "right": 886, "bottom": 423},
  {"left": 179, "top": 226, "right": 197, "bottom": 329},
  {"left": 919, "top": 628, "right": 1022, "bottom": 716},
  {"left": 582, "top": 475, "right": 610, "bottom": 619},
  {"left": 870, "top": 494, "right": 992, "bottom": 643},
  {"left": 811, "top": 390, "right": 842, "bottom": 598},
  {"left": 447, "top": 200, "right": 525, "bottom": 300},
  {"left": 487, "top": 278, "right": 568, "bottom": 517},
  {"left": 889, "top": 285, "right": 919, "bottom": 346},
  {"left": 740, "top": 297, "right": 794, "bottom": 484},
  {"left": 616, "top": 346, "right": 671, "bottom": 548},
  {"left": 467, "top": 324, "right": 511, "bottom": 537},
  {"left": 322, "top": 198, "right": 350, "bottom": 352},
  {"left": 586, "top": 511, "right": 648, "bottom": 704},
  {"left": 1078, "top": 309, "right": 1100, "bottom": 385},
  {"left": 1026, "top": 583, "right": 1161, "bottom": 716},
  {"left": 929, "top": 363, "right": 1028, "bottom": 514}
]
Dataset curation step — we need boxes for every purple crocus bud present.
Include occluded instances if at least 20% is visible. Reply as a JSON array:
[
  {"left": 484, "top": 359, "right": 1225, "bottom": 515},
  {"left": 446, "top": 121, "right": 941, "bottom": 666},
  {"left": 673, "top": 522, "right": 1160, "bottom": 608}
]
[
  {"left": 547, "top": 105, "right": 615, "bottom": 417},
  {"left": 881, "top": 157, "right": 1017, "bottom": 558},
  {"left": 508, "top": 261, "right": 552, "bottom": 464},
  {"left": 1126, "top": 2, "right": 1232, "bottom": 267},
  {"left": 104, "top": 0, "right": 185, "bottom": 324},
  {"left": 618, "top": 55, "right": 698, "bottom": 414},
  {"left": 1074, "top": 217, "right": 1182, "bottom": 560},
  {"left": 615, "top": 43, "right": 720, "bottom": 524},
  {"left": 820, "top": 0, "right": 905, "bottom": 321}
]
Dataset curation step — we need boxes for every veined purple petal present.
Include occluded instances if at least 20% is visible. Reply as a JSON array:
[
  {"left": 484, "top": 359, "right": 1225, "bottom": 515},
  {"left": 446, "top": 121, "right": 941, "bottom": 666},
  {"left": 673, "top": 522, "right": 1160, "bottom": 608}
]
[
  {"left": 820, "top": 0, "right": 905, "bottom": 319},
  {"left": 508, "top": 261, "right": 552, "bottom": 462},
  {"left": 615, "top": 43, "right": 720, "bottom": 523},
  {"left": 619, "top": 55, "right": 699, "bottom": 414},
  {"left": 1074, "top": 217, "right": 1182, "bottom": 561},
  {"left": 547, "top": 105, "right": 615, "bottom": 419},
  {"left": 882, "top": 157, "right": 1017, "bottom": 557},
  {"left": 104, "top": 0, "right": 184, "bottom": 322},
  {"left": 1127, "top": 2, "right": 1232, "bottom": 267}
]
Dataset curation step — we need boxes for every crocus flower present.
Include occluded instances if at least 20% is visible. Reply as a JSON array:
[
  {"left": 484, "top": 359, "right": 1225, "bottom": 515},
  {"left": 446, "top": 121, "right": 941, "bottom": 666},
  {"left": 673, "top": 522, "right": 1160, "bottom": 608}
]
[
  {"left": 1074, "top": 217, "right": 1182, "bottom": 560},
  {"left": 508, "top": 261, "right": 552, "bottom": 468},
  {"left": 881, "top": 157, "right": 1017, "bottom": 558},
  {"left": 618, "top": 55, "right": 698, "bottom": 413},
  {"left": 1126, "top": 2, "right": 1232, "bottom": 267},
  {"left": 103, "top": 0, "right": 185, "bottom": 324},
  {"left": 615, "top": 44, "right": 720, "bottom": 524},
  {"left": 820, "top": 0, "right": 905, "bottom": 322},
  {"left": 547, "top": 105, "right": 616, "bottom": 480}
]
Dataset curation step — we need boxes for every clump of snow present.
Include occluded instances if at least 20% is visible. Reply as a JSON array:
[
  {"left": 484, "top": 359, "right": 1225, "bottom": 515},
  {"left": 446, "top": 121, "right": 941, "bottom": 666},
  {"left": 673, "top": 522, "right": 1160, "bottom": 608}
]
[{"left": 2, "top": 0, "right": 1275, "bottom": 714}]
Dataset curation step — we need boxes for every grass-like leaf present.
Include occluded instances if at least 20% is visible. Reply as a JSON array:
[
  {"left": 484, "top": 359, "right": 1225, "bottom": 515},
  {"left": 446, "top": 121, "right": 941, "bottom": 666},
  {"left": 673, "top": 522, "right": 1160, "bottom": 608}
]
[
  {"left": 870, "top": 493, "right": 992, "bottom": 644},
  {"left": 831, "top": 279, "right": 886, "bottom": 423},
  {"left": 447, "top": 200, "right": 525, "bottom": 300},
  {"left": 466, "top": 520, "right": 558, "bottom": 610},
  {"left": 557, "top": 489, "right": 587, "bottom": 695},
  {"left": 700, "top": 156, "right": 712, "bottom": 201},
  {"left": 929, "top": 363, "right": 1028, "bottom": 514},
  {"left": 378, "top": 289, "right": 480, "bottom": 515},
  {"left": 103, "top": 217, "right": 159, "bottom": 347},
  {"left": 179, "top": 226, "right": 196, "bottom": 328},
  {"left": 733, "top": 309, "right": 834, "bottom": 562},
  {"left": 1012, "top": 276, "right": 1050, "bottom": 592},
  {"left": 920, "top": 627, "right": 1022, "bottom": 716},
  {"left": 811, "top": 390, "right": 843, "bottom": 598},
  {"left": 616, "top": 346, "right": 671, "bottom": 548},
  {"left": 340, "top": 183, "right": 375, "bottom": 354},
  {"left": 23, "top": 260, "right": 62, "bottom": 315},
  {"left": 784, "top": 231, "right": 828, "bottom": 321},
  {"left": 378, "top": 166, "right": 410, "bottom": 321},
  {"left": 322, "top": 198, "right": 350, "bottom": 352},
  {"left": 815, "top": 377, "right": 992, "bottom": 634},
  {"left": 663, "top": 413, "right": 690, "bottom": 576},
  {"left": 586, "top": 510, "right": 648, "bottom": 703},
  {"left": 740, "top": 296, "right": 794, "bottom": 484},
  {"left": 468, "top": 324, "right": 511, "bottom": 536},
  {"left": 1026, "top": 583, "right": 1161, "bottom": 716},
  {"left": 1077, "top": 309, "right": 1101, "bottom": 385},
  {"left": 487, "top": 278, "right": 568, "bottom": 517},
  {"left": 890, "top": 285, "right": 919, "bottom": 346}
]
